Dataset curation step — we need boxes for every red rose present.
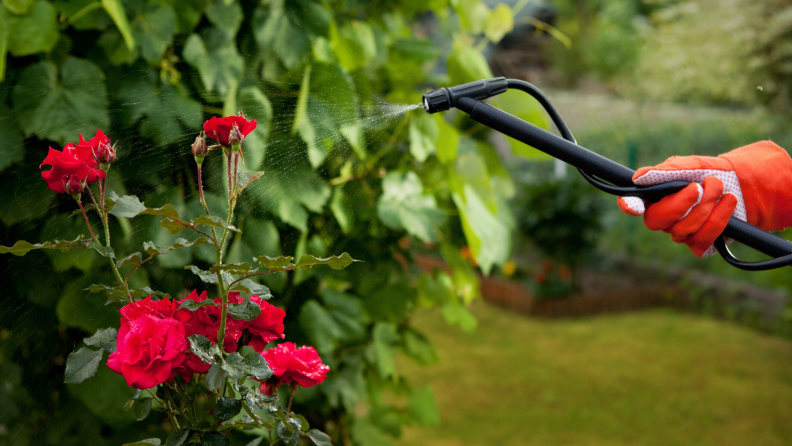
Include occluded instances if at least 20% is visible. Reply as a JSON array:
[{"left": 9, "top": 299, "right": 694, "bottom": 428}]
[
  {"left": 230, "top": 293, "right": 286, "bottom": 352},
  {"left": 107, "top": 314, "right": 188, "bottom": 389},
  {"left": 203, "top": 116, "right": 257, "bottom": 146},
  {"left": 120, "top": 295, "right": 179, "bottom": 324},
  {"left": 174, "top": 290, "right": 244, "bottom": 353},
  {"left": 77, "top": 129, "right": 116, "bottom": 164},
  {"left": 40, "top": 137, "right": 106, "bottom": 194},
  {"left": 261, "top": 342, "right": 329, "bottom": 388}
]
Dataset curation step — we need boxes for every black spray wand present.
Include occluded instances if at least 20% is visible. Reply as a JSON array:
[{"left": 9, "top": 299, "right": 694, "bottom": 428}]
[{"left": 422, "top": 77, "right": 792, "bottom": 270}]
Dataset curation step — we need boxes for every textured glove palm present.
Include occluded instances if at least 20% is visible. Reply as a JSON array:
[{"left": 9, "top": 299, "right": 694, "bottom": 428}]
[{"left": 617, "top": 141, "right": 792, "bottom": 257}]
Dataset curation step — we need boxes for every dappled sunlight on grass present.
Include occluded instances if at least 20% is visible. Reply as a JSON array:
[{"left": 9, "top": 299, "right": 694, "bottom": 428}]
[{"left": 395, "top": 304, "right": 792, "bottom": 446}]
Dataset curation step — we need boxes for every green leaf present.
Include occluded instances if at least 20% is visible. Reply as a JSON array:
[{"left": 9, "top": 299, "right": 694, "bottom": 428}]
[
  {"left": 329, "top": 21, "right": 376, "bottom": 72},
  {"left": 123, "top": 439, "right": 161, "bottom": 446},
  {"left": 201, "top": 431, "right": 230, "bottom": 446},
  {"left": 183, "top": 27, "right": 243, "bottom": 95},
  {"left": 188, "top": 334, "right": 218, "bottom": 365},
  {"left": 84, "top": 327, "right": 117, "bottom": 353},
  {"left": 178, "top": 298, "right": 217, "bottom": 311},
  {"left": 299, "top": 300, "right": 342, "bottom": 355},
  {"left": 252, "top": 3, "right": 310, "bottom": 69},
  {"left": 108, "top": 195, "right": 147, "bottom": 218},
  {"left": 447, "top": 44, "right": 493, "bottom": 86},
  {"left": 130, "top": 2, "right": 176, "bottom": 63},
  {"left": 116, "top": 252, "right": 143, "bottom": 268},
  {"left": 101, "top": 0, "right": 135, "bottom": 50},
  {"left": 441, "top": 303, "right": 478, "bottom": 332},
  {"left": 435, "top": 114, "right": 460, "bottom": 164},
  {"left": 165, "top": 429, "right": 190, "bottom": 446},
  {"left": 205, "top": 364, "right": 229, "bottom": 391},
  {"left": 209, "top": 262, "right": 251, "bottom": 274},
  {"left": 305, "top": 429, "right": 332, "bottom": 446},
  {"left": 0, "top": 1, "right": 59, "bottom": 56},
  {"left": 452, "top": 185, "right": 510, "bottom": 274},
  {"left": 194, "top": 215, "right": 241, "bottom": 232},
  {"left": 227, "top": 298, "right": 262, "bottom": 321},
  {"left": 205, "top": 0, "right": 242, "bottom": 36},
  {"left": 143, "top": 238, "right": 210, "bottom": 256},
  {"left": 330, "top": 186, "right": 352, "bottom": 234},
  {"left": 377, "top": 171, "right": 446, "bottom": 243},
  {"left": 215, "top": 397, "right": 242, "bottom": 421},
  {"left": 230, "top": 278, "right": 272, "bottom": 298},
  {"left": 12, "top": 59, "right": 109, "bottom": 143},
  {"left": 132, "top": 398, "right": 153, "bottom": 421},
  {"left": 255, "top": 254, "right": 294, "bottom": 270},
  {"left": 453, "top": 0, "right": 489, "bottom": 34},
  {"left": 160, "top": 219, "right": 186, "bottom": 235},
  {"left": 296, "top": 252, "right": 357, "bottom": 270},
  {"left": 86, "top": 241, "right": 115, "bottom": 259},
  {"left": 236, "top": 170, "right": 266, "bottom": 195},
  {"left": 485, "top": 3, "right": 514, "bottom": 43},
  {"left": 409, "top": 113, "right": 438, "bottom": 162},
  {"left": 185, "top": 265, "right": 220, "bottom": 284},
  {"left": 117, "top": 72, "right": 203, "bottom": 146},
  {"left": 0, "top": 236, "right": 86, "bottom": 256},
  {"left": 64, "top": 347, "right": 104, "bottom": 384},
  {"left": 222, "top": 352, "right": 271, "bottom": 380},
  {"left": 3, "top": 0, "right": 34, "bottom": 14},
  {"left": 373, "top": 322, "right": 398, "bottom": 378},
  {"left": 402, "top": 329, "right": 438, "bottom": 365},
  {"left": 408, "top": 386, "right": 440, "bottom": 427}
]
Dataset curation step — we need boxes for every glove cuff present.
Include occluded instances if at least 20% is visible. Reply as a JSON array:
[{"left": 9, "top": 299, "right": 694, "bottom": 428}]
[{"left": 719, "top": 141, "right": 792, "bottom": 231}]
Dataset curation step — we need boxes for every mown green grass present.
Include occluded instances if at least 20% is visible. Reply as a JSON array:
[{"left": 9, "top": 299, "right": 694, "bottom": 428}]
[{"left": 394, "top": 304, "right": 792, "bottom": 446}]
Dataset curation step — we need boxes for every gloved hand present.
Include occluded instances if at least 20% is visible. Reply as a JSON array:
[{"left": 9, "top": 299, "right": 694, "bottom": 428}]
[{"left": 617, "top": 141, "right": 792, "bottom": 257}]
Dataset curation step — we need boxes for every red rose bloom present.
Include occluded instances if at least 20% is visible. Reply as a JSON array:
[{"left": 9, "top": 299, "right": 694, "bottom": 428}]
[
  {"left": 107, "top": 314, "right": 188, "bottom": 389},
  {"left": 40, "top": 136, "right": 106, "bottom": 194},
  {"left": 261, "top": 343, "right": 329, "bottom": 388},
  {"left": 174, "top": 290, "right": 244, "bottom": 353},
  {"left": 120, "top": 295, "right": 179, "bottom": 324},
  {"left": 228, "top": 293, "right": 286, "bottom": 352},
  {"left": 77, "top": 129, "right": 116, "bottom": 164},
  {"left": 203, "top": 116, "right": 257, "bottom": 146}
]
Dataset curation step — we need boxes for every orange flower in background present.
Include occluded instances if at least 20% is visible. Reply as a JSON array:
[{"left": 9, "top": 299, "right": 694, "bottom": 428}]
[
  {"left": 534, "top": 272, "right": 547, "bottom": 284},
  {"left": 558, "top": 266, "right": 572, "bottom": 280},
  {"left": 459, "top": 246, "right": 478, "bottom": 267},
  {"left": 502, "top": 261, "right": 516, "bottom": 276},
  {"left": 542, "top": 259, "right": 554, "bottom": 272}
]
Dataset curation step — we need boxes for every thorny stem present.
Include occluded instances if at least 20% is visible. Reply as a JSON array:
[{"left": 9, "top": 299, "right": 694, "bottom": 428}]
[
  {"left": 216, "top": 150, "right": 240, "bottom": 374},
  {"left": 98, "top": 185, "right": 130, "bottom": 302},
  {"left": 163, "top": 386, "right": 184, "bottom": 429},
  {"left": 77, "top": 200, "right": 99, "bottom": 242},
  {"left": 197, "top": 163, "right": 221, "bottom": 251},
  {"left": 124, "top": 253, "right": 155, "bottom": 292}
]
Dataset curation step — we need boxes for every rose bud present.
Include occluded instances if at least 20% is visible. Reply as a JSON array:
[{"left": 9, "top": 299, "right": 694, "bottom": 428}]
[
  {"left": 96, "top": 141, "right": 117, "bottom": 164},
  {"left": 63, "top": 175, "right": 83, "bottom": 196},
  {"left": 228, "top": 122, "right": 243, "bottom": 147},
  {"left": 192, "top": 132, "right": 208, "bottom": 165}
]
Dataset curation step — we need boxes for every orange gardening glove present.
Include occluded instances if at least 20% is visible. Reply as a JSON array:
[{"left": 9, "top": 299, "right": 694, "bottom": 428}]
[{"left": 617, "top": 141, "right": 792, "bottom": 257}]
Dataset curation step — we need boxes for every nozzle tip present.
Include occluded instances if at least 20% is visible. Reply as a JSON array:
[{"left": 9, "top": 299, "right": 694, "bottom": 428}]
[{"left": 422, "top": 88, "right": 451, "bottom": 114}]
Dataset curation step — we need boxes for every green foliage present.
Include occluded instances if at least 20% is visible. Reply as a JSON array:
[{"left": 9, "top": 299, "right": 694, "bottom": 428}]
[{"left": 0, "top": 0, "right": 538, "bottom": 444}]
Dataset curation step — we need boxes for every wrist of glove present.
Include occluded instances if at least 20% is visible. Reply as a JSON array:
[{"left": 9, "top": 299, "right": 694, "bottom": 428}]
[{"left": 617, "top": 141, "right": 792, "bottom": 258}]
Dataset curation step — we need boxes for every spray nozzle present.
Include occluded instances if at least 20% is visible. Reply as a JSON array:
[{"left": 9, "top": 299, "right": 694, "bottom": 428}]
[{"left": 422, "top": 77, "right": 508, "bottom": 113}]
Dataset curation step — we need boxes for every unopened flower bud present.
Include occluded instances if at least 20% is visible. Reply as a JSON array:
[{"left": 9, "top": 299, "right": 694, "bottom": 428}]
[
  {"left": 192, "top": 132, "right": 208, "bottom": 165},
  {"left": 228, "top": 123, "right": 243, "bottom": 147},
  {"left": 96, "top": 141, "right": 117, "bottom": 164},
  {"left": 63, "top": 175, "right": 83, "bottom": 196}
]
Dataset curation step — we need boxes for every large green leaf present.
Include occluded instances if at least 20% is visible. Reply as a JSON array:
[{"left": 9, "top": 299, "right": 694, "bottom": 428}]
[
  {"left": 0, "top": 1, "right": 59, "bottom": 56},
  {"left": 64, "top": 347, "right": 103, "bottom": 384},
  {"left": 3, "top": 0, "right": 34, "bottom": 14},
  {"left": 372, "top": 322, "right": 398, "bottom": 378},
  {"left": 485, "top": 3, "right": 514, "bottom": 43},
  {"left": 408, "top": 386, "right": 440, "bottom": 427},
  {"left": 452, "top": 0, "right": 489, "bottom": 34},
  {"left": 330, "top": 21, "right": 376, "bottom": 72},
  {"left": 68, "top": 366, "right": 137, "bottom": 426},
  {"left": 452, "top": 184, "right": 510, "bottom": 275},
  {"left": 183, "top": 27, "right": 243, "bottom": 96},
  {"left": 252, "top": 1, "right": 311, "bottom": 69},
  {"left": 129, "top": 2, "right": 176, "bottom": 63},
  {"left": 117, "top": 71, "right": 202, "bottom": 146},
  {"left": 447, "top": 43, "right": 493, "bottom": 86},
  {"left": 12, "top": 58, "right": 109, "bottom": 143},
  {"left": 377, "top": 171, "right": 446, "bottom": 243},
  {"left": 205, "top": 0, "right": 242, "bottom": 36},
  {"left": 254, "top": 157, "right": 330, "bottom": 231},
  {"left": 409, "top": 113, "right": 438, "bottom": 162}
]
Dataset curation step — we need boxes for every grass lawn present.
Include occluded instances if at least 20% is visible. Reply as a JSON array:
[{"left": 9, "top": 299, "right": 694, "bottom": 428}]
[{"left": 394, "top": 303, "right": 792, "bottom": 446}]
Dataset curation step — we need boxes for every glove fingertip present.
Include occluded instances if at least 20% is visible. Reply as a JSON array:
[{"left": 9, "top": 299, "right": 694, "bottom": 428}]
[{"left": 618, "top": 196, "right": 645, "bottom": 216}]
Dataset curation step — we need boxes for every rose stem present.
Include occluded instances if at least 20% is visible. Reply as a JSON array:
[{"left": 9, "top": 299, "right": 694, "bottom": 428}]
[{"left": 77, "top": 200, "right": 99, "bottom": 241}]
